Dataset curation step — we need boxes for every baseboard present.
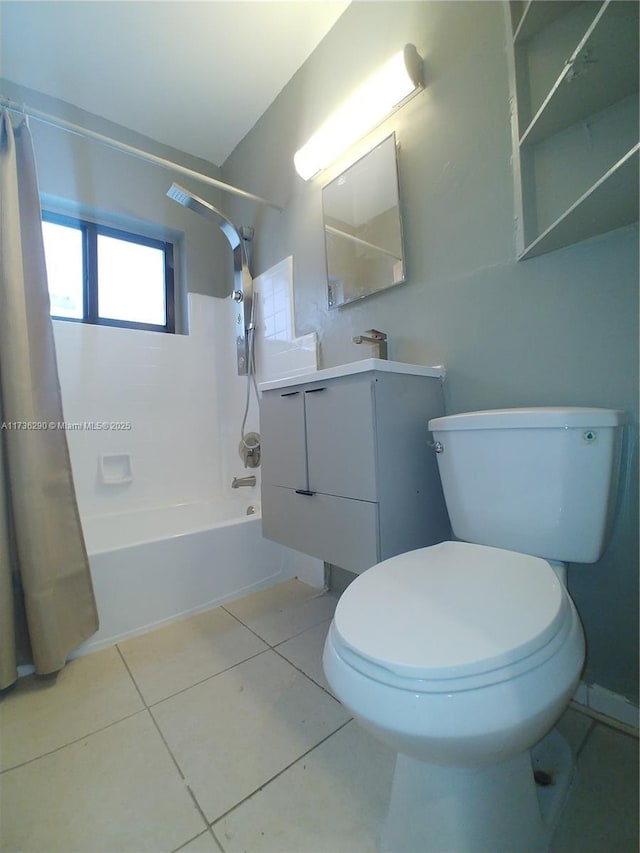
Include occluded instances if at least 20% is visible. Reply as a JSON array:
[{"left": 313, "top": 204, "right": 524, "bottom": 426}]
[{"left": 572, "top": 681, "right": 639, "bottom": 734}]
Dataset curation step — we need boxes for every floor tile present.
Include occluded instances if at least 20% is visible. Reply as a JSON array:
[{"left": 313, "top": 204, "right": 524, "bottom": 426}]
[
  {"left": 214, "top": 720, "right": 395, "bottom": 852},
  {"left": 152, "top": 649, "right": 350, "bottom": 822},
  {"left": 0, "top": 711, "right": 205, "bottom": 852},
  {"left": 0, "top": 646, "right": 143, "bottom": 770},
  {"left": 552, "top": 723, "right": 639, "bottom": 852},
  {"left": 223, "top": 578, "right": 337, "bottom": 645},
  {"left": 118, "top": 606, "right": 268, "bottom": 705},
  {"left": 556, "top": 706, "right": 594, "bottom": 756},
  {"left": 275, "top": 619, "right": 334, "bottom": 694}
]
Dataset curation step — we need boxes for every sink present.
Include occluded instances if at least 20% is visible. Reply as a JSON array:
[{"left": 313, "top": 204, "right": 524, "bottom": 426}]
[{"left": 258, "top": 358, "right": 445, "bottom": 392}]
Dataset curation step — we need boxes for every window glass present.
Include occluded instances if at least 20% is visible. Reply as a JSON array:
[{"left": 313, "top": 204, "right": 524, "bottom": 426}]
[
  {"left": 42, "top": 220, "right": 84, "bottom": 319},
  {"left": 97, "top": 234, "right": 166, "bottom": 325},
  {"left": 41, "top": 213, "right": 174, "bottom": 332}
]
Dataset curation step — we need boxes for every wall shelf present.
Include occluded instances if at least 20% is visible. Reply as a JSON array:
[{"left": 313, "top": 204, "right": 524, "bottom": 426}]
[
  {"left": 506, "top": 0, "right": 639, "bottom": 260},
  {"left": 520, "top": 1, "right": 640, "bottom": 147},
  {"left": 520, "top": 144, "right": 639, "bottom": 259},
  {"left": 512, "top": 1, "right": 577, "bottom": 44}
]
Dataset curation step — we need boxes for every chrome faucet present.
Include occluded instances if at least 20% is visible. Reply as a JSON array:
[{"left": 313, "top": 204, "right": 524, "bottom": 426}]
[
  {"left": 232, "top": 475, "right": 256, "bottom": 488},
  {"left": 353, "top": 329, "right": 388, "bottom": 360}
]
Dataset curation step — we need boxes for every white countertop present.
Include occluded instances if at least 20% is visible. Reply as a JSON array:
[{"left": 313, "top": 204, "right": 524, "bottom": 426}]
[{"left": 258, "top": 358, "right": 445, "bottom": 392}]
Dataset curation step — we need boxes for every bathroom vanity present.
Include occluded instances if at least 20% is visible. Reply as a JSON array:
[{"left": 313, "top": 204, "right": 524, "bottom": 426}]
[{"left": 259, "top": 359, "right": 450, "bottom": 573}]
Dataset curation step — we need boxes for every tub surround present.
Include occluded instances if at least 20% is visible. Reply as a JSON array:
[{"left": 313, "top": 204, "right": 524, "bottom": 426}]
[
  {"left": 52, "top": 286, "right": 326, "bottom": 656},
  {"left": 253, "top": 255, "right": 318, "bottom": 385},
  {"left": 53, "top": 293, "right": 228, "bottom": 518}
]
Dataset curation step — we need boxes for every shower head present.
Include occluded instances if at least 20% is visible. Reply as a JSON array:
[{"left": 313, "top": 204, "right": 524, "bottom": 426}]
[{"left": 167, "top": 182, "right": 242, "bottom": 251}]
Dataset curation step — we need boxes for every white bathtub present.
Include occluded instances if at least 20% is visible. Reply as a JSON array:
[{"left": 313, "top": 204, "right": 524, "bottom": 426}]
[{"left": 75, "top": 497, "right": 319, "bottom": 655}]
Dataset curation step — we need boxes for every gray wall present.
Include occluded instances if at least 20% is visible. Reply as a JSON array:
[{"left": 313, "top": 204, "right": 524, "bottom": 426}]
[{"left": 221, "top": 2, "right": 639, "bottom": 703}]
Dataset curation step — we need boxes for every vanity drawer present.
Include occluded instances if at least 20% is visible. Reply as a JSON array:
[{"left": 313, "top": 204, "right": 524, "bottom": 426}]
[{"left": 261, "top": 485, "right": 380, "bottom": 573}]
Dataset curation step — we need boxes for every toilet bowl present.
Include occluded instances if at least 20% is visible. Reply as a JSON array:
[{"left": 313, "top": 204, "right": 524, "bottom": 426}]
[
  {"left": 323, "top": 542, "right": 584, "bottom": 852},
  {"left": 324, "top": 542, "right": 584, "bottom": 766},
  {"left": 323, "top": 407, "right": 627, "bottom": 853}
]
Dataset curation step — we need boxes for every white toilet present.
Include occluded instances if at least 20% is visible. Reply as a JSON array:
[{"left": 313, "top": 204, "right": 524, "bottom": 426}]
[{"left": 323, "top": 407, "right": 627, "bottom": 853}]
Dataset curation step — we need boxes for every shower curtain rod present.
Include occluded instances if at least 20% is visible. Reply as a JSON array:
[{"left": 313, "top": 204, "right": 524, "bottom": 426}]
[{"left": 0, "top": 95, "right": 284, "bottom": 212}]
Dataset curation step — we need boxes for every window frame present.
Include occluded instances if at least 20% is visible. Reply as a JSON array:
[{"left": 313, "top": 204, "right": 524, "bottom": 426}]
[{"left": 42, "top": 211, "right": 175, "bottom": 333}]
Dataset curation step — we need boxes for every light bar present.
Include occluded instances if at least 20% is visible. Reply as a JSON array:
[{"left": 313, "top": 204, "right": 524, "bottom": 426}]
[{"left": 294, "top": 44, "right": 424, "bottom": 181}]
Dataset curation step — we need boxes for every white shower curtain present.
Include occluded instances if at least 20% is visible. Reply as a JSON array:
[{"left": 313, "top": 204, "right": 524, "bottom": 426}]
[{"left": 0, "top": 111, "right": 98, "bottom": 690}]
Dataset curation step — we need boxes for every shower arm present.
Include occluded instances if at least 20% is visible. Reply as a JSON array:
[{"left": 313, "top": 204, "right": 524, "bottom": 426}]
[{"left": 167, "top": 183, "right": 254, "bottom": 375}]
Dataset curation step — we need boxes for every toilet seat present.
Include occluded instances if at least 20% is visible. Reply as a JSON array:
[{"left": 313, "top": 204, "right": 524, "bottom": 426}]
[{"left": 331, "top": 541, "right": 570, "bottom": 691}]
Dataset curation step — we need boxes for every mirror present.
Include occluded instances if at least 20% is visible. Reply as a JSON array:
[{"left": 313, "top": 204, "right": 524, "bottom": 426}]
[{"left": 323, "top": 133, "right": 405, "bottom": 309}]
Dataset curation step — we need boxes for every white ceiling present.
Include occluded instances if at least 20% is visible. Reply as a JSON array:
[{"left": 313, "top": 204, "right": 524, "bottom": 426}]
[{"left": 0, "top": 1, "right": 350, "bottom": 166}]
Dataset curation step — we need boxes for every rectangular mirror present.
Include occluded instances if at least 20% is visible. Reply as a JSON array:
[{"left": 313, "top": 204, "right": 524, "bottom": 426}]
[{"left": 323, "top": 133, "right": 405, "bottom": 309}]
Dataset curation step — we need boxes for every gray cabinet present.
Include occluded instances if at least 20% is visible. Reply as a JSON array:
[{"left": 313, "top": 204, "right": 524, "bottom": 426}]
[
  {"left": 506, "top": 0, "right": 639, "bottom": 259},
  {"left": 260, "top": 365, "right": 450, "bottom": 573}
]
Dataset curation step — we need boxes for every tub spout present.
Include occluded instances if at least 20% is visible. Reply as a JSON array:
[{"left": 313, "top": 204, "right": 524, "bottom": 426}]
[{"left": 232, "top": 475, "right": 256, "bottom": 488}]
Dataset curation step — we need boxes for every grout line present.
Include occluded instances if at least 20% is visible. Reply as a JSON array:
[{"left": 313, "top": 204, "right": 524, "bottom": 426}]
[
  {"left": 115, "top": 643, "right": 148, "bottom": 706},
  {"left": 172, "top": 826, "right": 223, "bottom": 853},
  {"left": 183, "top": 784, "right": 222, "bottom": 850},
  {"left": 222, "top": 600, "right": 336, "bottom": 650},
  {"left": 269, "top": 616, "right": 335, "bottom": 648},
  {"left": 209, "top": 823, "right": 227, "bottom": 853},
  {"left": 272, "top": 615, "right": 334, "bottom": 648},
  {"left": 209, "top": 717, "right": 353, "bottom": 828},
  {"left": 575, "top": 718, "right": 597, "bottom": 759},
  {"left": 146, "top": 647, "right": 271, "bottom": 708},
  {"left": 220, "top": 604, "right": 275, "bottom": 646},
  {"left": 146, "top": 704, "right": 189, "bottom": 781},
  {"left": 271, "top": 645, "right": 338, "bottom": 702},
  {"left": 0, "top": 707, "right": 147, "bottom": 774},
  {"left": 116, "top": 643, "right": 213, "bottom": 844}
]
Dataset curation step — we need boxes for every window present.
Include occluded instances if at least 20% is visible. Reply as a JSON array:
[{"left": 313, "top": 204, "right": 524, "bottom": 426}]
[{"left": 42, "top": 212, "right": 175, "bottom": 332}]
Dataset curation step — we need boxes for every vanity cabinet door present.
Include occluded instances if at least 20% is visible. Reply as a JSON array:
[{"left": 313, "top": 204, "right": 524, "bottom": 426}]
[
  {"left": 305, "top": 377, "right": 377, "bottom": 501},
  {"left": 260, "top": 389, "right": 307, "bottom": 490}
]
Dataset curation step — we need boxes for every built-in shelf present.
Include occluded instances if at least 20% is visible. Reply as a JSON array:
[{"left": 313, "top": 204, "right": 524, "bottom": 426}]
[
  {"left": 520, "top": 144, "right": 639, "bottom": 259},
  {"left": 520, "top": 1, "right": 640, "bottom": 147},
  {"left": 506, "top": 0, "right": 639, "bottom": 260},
  {"left": 512, "top": 0, "right": 576, "bottom": 44}
]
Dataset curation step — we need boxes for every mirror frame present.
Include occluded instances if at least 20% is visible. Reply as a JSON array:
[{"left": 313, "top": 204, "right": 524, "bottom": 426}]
[{"left": 322, "top": 133, "right": 405, "bottom": 310}]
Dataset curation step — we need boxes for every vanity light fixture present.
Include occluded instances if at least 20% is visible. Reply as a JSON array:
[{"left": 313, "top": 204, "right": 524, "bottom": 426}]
[{"left": 294, "top": 44, "right": 424, "bottom": 181}]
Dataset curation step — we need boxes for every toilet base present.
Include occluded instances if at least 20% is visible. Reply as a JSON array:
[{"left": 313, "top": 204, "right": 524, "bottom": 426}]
[{"left": 380, "top": 750, "right": 548, "bottom": 853}]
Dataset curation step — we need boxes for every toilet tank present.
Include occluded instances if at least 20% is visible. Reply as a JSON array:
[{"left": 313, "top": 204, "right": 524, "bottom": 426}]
[{"left": 428, "top": 408, "right": 627, "bottom": 564}]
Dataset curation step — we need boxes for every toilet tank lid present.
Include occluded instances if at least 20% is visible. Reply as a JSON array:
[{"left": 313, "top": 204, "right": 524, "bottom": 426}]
[{"left": 429, "top": 407, "right": 628, "bottom": 431}]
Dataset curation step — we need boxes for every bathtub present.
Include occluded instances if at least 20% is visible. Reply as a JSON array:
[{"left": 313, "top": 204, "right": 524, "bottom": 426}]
[{"left": 74, "top": 497, "right": 319, "bottom": 655}]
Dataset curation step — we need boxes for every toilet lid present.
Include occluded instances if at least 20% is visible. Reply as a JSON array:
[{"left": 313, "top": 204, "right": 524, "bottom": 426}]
[{"left": 332, "top": 541, "right": 567, "bottom": 681}]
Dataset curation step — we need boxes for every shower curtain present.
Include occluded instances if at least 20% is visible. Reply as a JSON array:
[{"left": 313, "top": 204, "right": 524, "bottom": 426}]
[{"left": 0, "top": 111, "right": 98, "bottom": 691}]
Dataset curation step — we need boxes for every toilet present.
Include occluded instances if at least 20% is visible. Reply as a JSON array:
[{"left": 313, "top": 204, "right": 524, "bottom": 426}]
[{"left": 323, "top": 407, "right": 627, "bottom": 853}]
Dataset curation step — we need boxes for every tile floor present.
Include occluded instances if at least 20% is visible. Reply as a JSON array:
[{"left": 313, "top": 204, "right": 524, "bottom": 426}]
[{"left": 0, "top": 578, "right": 638, "bottom": 853}]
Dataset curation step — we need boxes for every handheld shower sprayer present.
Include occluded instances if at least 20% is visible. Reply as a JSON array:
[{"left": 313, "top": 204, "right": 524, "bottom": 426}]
[{"left": 166, "top": 182, "right": 261, "bottom": 470}]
